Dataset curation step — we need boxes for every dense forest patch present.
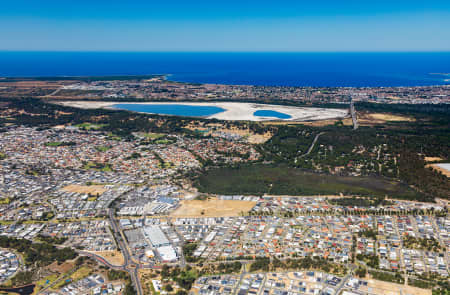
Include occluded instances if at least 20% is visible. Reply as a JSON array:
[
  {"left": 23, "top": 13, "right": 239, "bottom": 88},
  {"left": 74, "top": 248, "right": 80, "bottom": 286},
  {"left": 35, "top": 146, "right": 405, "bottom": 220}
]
[{"left": 196, "top": 164, "right": 422, "bottom": 199}]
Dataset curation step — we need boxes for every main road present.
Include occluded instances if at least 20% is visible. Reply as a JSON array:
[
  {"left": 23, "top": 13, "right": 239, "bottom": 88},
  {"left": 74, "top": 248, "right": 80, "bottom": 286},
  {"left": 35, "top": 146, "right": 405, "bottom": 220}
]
[{"left": 108, "top": 208, "right": 144, "bottom": 295}]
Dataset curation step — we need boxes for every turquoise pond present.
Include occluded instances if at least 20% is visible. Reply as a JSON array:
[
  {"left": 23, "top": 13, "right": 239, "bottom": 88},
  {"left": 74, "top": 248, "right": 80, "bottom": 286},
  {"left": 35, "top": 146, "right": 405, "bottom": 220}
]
[
  {"left": 253, "top": 110, "right": 292, "bottom": 119},
  {"left": 113, "top": 104, "right": 225, "bottom": 117}
]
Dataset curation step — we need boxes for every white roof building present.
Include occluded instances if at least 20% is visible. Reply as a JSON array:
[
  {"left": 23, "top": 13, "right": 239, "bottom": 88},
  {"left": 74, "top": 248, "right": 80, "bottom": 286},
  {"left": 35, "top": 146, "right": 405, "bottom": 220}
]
[{"left": 157, "top": 245, "right": 177, "bottom": 262}]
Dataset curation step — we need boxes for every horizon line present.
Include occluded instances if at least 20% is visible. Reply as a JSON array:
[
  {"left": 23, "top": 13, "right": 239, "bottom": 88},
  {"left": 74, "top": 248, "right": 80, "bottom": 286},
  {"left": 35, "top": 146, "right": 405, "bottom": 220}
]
[{"left": 1, "top": 50, "right": 450, "bottom": 54}]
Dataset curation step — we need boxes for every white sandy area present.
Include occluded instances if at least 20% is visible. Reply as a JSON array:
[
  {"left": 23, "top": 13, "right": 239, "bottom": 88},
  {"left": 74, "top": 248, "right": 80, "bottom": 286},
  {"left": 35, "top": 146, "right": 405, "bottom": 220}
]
[
  {"left": 436, "top": 163, "right": 450, "bottom": 171},
  {"left": 55, "top": 101, "right": 349, "bottom": 122}
]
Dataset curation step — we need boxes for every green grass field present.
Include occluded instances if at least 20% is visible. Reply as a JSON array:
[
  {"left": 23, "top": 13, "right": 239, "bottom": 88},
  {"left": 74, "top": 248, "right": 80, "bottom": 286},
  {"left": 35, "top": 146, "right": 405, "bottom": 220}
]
[
  {"left": 95, "top": 146, "right": 111, "bottom": 152},
  {"left": 44, "top": 142, "right": 63, "bottom": 147},
  {"left": 196, "top": 164, "right": 422, "bottom": 200},
  {"left": 75, "top": 122, "right": 107, "bottom": 130},
  {"left": 83, "top": 161, "right": 113, "bottom": 172},
  {"left": 143, "top": 132, "right": 165, "bottom": 139}
]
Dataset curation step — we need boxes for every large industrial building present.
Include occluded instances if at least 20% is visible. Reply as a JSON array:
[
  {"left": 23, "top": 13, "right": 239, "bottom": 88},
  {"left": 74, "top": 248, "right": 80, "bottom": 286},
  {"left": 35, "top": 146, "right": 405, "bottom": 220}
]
[{"left": 142, "top": 225, "right": 170, "bottom": 248}]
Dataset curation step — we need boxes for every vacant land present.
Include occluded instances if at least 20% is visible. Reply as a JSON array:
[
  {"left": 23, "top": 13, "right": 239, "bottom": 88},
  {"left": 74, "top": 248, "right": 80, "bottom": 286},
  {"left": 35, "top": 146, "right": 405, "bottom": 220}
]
[
  {"left": 75, "top": 122, "right": 107, "bottom": 130},
  {"left": 171, "top": 197, "right": 256, "bottom": 217},
  {"left": 356, "top": 112, "right": 415, "bottom": 125},
  {"left": 70, "top": 266, "right": 92, "bottom": 281},
  {"left": 47, "top": 261, "right": 74, "bottom": 274},
  {"left": 424, "top": 156, "right": 444, "bottom": 162},
  {"left": 264, "top": 117, "right": 354, "bottom": 127},
  {"left": 62, "top": 184, "right": 107, "bottom": 195},
  {"left": 83, "top": 161, "right": 113, "bottom": 172},
  {"left": 366, "top": 113, "right": 414, "bottom": 122},
  {"left": 142, "top": 132, "right": 165, "bottom": 139},
  {"left": 89, "top": 251, "right": 125, "bottom": 266},
  {"left": 196, "top": 165, "right": 422, "bottom": 199},
  {"left": 366, "top": 278, "right": 430, "bottom": 295}
]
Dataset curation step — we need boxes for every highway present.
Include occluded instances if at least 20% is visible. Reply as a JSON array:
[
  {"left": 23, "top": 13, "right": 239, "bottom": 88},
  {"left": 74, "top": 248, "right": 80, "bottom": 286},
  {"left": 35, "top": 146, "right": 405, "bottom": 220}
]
[
  {"left": 108, "top": 208, "right": 144, "bottom": 295},
  {"left": 350, "top": 99, "right": 359, "bottom": 130}
]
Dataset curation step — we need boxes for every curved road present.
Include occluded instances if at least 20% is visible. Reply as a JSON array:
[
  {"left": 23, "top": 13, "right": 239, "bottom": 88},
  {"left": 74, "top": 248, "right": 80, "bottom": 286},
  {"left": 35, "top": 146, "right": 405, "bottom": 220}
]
[{"left": 299, "top": 132, "right": 325, "bottom": 158}]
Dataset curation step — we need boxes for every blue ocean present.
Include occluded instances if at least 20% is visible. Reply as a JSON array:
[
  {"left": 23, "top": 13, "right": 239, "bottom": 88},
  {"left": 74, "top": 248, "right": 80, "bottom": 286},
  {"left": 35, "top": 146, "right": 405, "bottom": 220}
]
[{"left": 0, "top": 52, "right": 449, "bottom": 87}]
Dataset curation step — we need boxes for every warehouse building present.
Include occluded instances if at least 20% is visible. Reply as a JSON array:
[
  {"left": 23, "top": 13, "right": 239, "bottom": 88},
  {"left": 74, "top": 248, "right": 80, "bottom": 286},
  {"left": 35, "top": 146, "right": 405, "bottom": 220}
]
[{"left": 142, "top": 225, "right": 170, "bottom": 248}]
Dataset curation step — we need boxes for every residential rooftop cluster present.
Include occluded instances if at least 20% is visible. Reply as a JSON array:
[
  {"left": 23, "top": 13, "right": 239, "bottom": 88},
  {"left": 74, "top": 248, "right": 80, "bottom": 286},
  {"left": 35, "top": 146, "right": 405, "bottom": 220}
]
[
  {"left": 193, "top": 271, "right": 347, "bottom": 295},
  {"left": 184, "top": 214, "right": 449, "bottom": 275},
  {"left": 192, "top": 269, "right": 435, "bottom": 295},
  {"left": 53, "top": 78, "right": 450, "bottom": 104},
  {"left": 0, "top": 250, "right": 20, "bottom": 284},
  {"left": 110, "top": 212, "right": 450, "bottom": 277},
  {"left": 0, "top": 126, "right": 259, "bottom": 223},
  {"left": 45, "top": 274, "right": 124, "bottom": 295},
  {"left": 223, "top": 195, "right": 446, "bottom": 215},
  {"left": 42, "top": 220, "right": 117, "bottom": 251},
  {"left": 49, "top": 185, "right": 131, "bottom": 219},
  {"left": 0, "top": 102, "right": 448, "bottom": 295}
]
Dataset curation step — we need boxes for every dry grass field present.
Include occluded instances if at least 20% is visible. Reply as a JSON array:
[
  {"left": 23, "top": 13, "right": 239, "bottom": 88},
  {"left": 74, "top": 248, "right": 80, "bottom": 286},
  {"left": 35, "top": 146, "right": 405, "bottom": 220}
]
[
  {"left": 47, "top": 261, "right": 74, "bottom": 273},
  {"left": 357, "top": 112, "right": 414, "bottom": 125},
  {"left": 89, "top": 250, "right": 125, "bottom": 266},
  {"left": 246, "top": 132, "right": 273, "bottom": 144},
  {"left": 365, "top": 279, "right": 431, "bottom": 295},
  {"left": 263, "top": 117, "right": 353, "bottom": 127},
  {"left": 62, "top": 184, "right": 107, "bottom": 195},
  {"left": 368, "top": 113, "right": 415, "bottom": 121},
  {"left": 171, "top": 197, "right": 256, "bottom": 217},
  {"left": 424, "top": 156, "right": 444, "bottom": 162}
]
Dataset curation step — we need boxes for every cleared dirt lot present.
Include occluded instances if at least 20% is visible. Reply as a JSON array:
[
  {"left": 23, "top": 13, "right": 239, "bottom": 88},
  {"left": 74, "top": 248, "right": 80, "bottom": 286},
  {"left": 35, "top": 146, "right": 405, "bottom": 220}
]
[
  {"left": 171, "top": 197, "right": 256, "bottom": 217},
  {"left": 365, "top": 278, "right": 431, "bottom": 295},
  {"left": 47, "top": 261, "right": 74, "bottom": 273},
  {"left": 264, "top": 117, "right": 353, "bottom": 127},
  {"left": 62, "top": 184, "right": 107, "bottom": 195},
  {"left": 89, "top": 250, "right": 124, "bottom": 266},
  {"left": 358, "top": 112, "right": 414, "bottom": 125},
  {"left": 367, "top": 113, "right": 414, "bottom": 121},
  {"left": 424, "top": 156, "right": 444, "bottom": 162}
]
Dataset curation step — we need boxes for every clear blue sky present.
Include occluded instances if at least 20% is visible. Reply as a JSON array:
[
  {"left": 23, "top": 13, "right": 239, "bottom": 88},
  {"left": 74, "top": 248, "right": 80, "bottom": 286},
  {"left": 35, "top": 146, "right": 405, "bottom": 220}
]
[{"left": 1, "top": 0, "right": 449, "bottom": 52}]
